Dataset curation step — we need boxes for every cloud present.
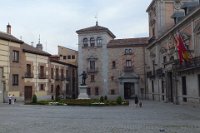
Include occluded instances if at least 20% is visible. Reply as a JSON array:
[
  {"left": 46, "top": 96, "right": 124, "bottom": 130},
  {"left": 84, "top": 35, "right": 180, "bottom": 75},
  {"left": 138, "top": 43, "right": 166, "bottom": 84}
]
[{"left": 0, "top": 0, "right": 151, "bottom": 54}]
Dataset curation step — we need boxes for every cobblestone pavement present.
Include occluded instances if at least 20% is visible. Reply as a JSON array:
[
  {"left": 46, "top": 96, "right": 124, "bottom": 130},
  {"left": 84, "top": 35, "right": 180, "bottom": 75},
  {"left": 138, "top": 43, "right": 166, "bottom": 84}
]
[{"left": 0, "top": 101, "right": 200, "bottom": 133}]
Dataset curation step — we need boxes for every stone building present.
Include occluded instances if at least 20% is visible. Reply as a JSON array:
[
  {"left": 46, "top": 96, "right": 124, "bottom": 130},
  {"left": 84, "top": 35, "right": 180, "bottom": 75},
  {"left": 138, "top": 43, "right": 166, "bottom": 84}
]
[
  {"left": 146, "top": 0, "right": 200, "bottom": 104},
  {"left": 58, "top": 45, "right": 78, "bottom": 66},
  {"left": 108, "top": 38, "right": 148, "bottom": 99},
  {"left": 77, "top": 22, "right": 148, "bottom": 99},
  {"left": 0, "top": 24, "right": 24, "bottom": 102},
  {"left": 0, "top": 24, "right": 78, "bottom": 103}
]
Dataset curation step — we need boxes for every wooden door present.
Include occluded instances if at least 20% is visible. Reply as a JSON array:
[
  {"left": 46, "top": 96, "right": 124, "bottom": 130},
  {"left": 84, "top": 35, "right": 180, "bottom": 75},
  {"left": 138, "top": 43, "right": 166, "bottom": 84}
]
[{"left": 24, "top": 86, "right": 32, "bottom": 103}]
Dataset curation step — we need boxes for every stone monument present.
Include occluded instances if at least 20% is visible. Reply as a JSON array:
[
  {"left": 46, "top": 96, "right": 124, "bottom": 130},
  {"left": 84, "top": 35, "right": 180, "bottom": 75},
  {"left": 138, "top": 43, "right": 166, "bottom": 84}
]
[{"left": 78, "top": 71, "right": 90, "bottom": 99}]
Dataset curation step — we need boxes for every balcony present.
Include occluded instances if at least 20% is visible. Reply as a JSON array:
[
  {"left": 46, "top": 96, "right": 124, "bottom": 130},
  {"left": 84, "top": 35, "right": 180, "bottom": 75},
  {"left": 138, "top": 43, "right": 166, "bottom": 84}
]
[
  {"left": 55, "top": 75, "right": 60, "bottom": 81},
  {"left": 24, "top": 72, "right": 34, "bottom": 78},
  {"left": 147, "top": 71, "right": 155, "bottom": 79},
  {"left": 156, "top": 68, "right": 164, "bottom": 77},
  {"left": 38, "top": 73, "right": 47, "bottom": 79},
  {"left": 123, "top": 66, "right": 134, "bottom": 72},
  {"left": 173, "top": 56, "right": 200, "bottom": 71},
  {"left": 87, "top": 67, "right": 98, "bottom": 74}
]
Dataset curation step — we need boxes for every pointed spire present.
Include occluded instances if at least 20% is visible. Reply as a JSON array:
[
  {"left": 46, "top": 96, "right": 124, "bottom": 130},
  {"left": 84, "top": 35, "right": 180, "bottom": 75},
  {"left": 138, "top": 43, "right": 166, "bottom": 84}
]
[{"left": 38, "top": 34, "right": 40, "bottom": 43}]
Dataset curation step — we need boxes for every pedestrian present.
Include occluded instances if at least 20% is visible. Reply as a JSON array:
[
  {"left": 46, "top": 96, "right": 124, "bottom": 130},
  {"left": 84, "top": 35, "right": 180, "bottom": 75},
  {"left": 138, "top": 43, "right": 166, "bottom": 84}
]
[
  {"left": 12, "top": 94, "right": 15, "bottom": 104},
  {"left": 8, "top": 94, "right": 12, "bottom": 105},
  {"left": 139, "top": 101, "right": 142, "bottom": 108},
  {"left": 135, "top": 95, "right": 139, "bottom": 107}
]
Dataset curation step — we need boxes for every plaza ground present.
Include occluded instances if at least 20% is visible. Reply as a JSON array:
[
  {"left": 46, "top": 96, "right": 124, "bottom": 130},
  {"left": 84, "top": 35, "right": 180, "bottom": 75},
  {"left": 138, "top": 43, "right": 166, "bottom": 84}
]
[{"left": 0, "top": 100, "right": 200, "bottom": 133}]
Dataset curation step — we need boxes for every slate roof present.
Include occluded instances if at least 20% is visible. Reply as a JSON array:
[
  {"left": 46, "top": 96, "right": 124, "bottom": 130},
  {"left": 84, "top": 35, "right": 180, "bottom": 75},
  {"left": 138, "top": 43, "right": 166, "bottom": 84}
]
[
  {"left": 0, "top": 31, "right": 23, "bottom": 43},
  {"left": 107, "top": 37, "right": 148, "bottom": 48},
  {"left": 76, "top": 24, "right": 116, "bottom": 38},
  {"left": 22, "top": 43, "right": 51, "bottom": 56}
]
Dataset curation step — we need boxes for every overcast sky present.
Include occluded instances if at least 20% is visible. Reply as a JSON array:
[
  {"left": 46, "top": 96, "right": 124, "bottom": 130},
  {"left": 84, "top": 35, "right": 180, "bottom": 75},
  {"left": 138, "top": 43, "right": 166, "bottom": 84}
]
[{"left": 0, "top": 0, "right": 151, "bottom": 54}]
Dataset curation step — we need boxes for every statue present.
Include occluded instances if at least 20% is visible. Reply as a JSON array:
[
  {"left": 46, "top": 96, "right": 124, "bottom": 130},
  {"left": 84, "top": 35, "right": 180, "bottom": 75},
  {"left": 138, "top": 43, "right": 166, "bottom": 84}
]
[{"left": 80, "top": 71, "right": 87, "bottom": 85}]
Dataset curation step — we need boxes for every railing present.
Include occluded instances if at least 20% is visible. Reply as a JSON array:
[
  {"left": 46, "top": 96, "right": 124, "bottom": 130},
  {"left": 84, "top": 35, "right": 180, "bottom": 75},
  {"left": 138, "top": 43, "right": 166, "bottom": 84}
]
[
  {"left": 55, "top": 75, "right": 60, "bottom": 81},
  {"left": 147, "top": 71, "right": 155, "bottom": 79},
  {"left": 38, "top": 73, "right": 47, "bottom": 79},
  {"left": 173, "top": 56, "right": 200, "bottom": 71},
  {"left": 24, "top": 72, "right": 34, "bottom": 78},
  {"left": 87, "top": 67, "right": 98, "bottom": 73},
  {"left": 156, "top": 68, "right": 164, "bottom": 77},
  {"left": 124, "top": 66, "right": 134, "bottom": 72}
]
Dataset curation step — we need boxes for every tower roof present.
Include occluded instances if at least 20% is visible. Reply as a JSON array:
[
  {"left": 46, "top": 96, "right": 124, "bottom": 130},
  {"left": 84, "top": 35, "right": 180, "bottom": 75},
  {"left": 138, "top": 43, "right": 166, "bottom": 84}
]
[{"left": 76, "top": 24, "right": 116, "bottom": 38}]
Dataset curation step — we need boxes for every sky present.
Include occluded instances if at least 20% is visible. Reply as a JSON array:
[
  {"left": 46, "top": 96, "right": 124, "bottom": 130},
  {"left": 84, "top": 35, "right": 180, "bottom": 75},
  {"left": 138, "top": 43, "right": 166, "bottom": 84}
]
[{"left": 0, "top": 0, "right": 151, "bottom": 54}]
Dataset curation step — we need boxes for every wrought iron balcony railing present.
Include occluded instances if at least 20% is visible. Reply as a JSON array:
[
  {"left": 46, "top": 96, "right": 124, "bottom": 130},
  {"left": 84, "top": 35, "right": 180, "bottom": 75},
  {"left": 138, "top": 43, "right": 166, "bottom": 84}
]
[
  {"left": 124, "top": 66, "right": 134, "bottom": 72},
  {"left": 173, "top": 56, "right": 200, "bottom": 71},
  {"left": 38, "top": 73, "right": 47, "bottom": 79},
  {"left": 24, "top": 72, "right": 34, "bottom": 78},
  {"left": 87, "top": 67, "right": 98, "bottom": 73},
  {"left": 156, "top": 68, "right": 164, "bottom": 77}
]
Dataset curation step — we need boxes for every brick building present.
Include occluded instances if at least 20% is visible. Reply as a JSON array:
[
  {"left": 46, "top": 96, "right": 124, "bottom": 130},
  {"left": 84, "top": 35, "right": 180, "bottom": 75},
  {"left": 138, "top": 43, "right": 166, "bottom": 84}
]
[
  {"left": 77, "top": 22, "right": 148, "bottom": 99},
  {"left": 0, "top": 24, "right": 78, "bottom": 103},
  {"left": 146, "top": 0, "right": 200, "bottom": 104}
]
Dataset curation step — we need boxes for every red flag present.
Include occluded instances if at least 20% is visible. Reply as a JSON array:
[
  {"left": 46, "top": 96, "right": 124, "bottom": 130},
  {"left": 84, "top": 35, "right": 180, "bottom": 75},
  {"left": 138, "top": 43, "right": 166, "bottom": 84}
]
[{"left": 174, "top": 33, "right": 190, "bottom": 64}]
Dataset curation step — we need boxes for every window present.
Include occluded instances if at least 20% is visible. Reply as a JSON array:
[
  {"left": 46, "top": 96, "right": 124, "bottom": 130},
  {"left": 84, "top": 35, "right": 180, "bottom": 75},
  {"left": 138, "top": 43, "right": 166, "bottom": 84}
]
[
  {"left": 91, "top": 75, "right": 95, "bottom": 82},
  {"left": 95, "top": 87, "right": 99, "bottom": 95},
  {"left": 152, "top": 27, "right": 155, "bottom": 37},
  {"left": 63, "top": 56, "right": 66, "bottom": 60},
  {"left": 125, "top": 49, "right": 132, "bottom": 55},
  {"left": 170, "top": 56, "right": 174, "bottom": 62},
  {"left": 90, "top": 37, "right": 95, "bottom": 47},
  {"left": 13, "top": 50, "right": 19, "bottom": 62},
  {"left": 61, "top": 69, "right": 64, "bottom": 79},
  {"left": 87, "top": 87, "right": 91, "bottom": 95},
  {"left": 72, "top": 55, "right": 75, "bottom": 59},
  {"left": 51, "top": 85, "right": 54, "bottom": 93},
  {"left": 56, "top": 68, "right": 59, "bottom": 79},
  {"left": 40, "top": 84, "right": 44, "bottom": 91},
  {"left": 163, "top": 56, "right": 167, "bottom": 63},
  {"left": 112, "top": 61, "right": 116, "bottom": 69},
  {"left": 83, "top": 38, "right": 88, "bottom": 47},
  {"left": 111, "top": 89, "right": 115, "bottom": 95},
  {"left": 39, "top": 66, "right": 45, "bottom": 78},
  {"left": 90, "top": 60, "right": 95, "bottom": 70},
  {"left": 51, "top": 68, "right": 54, "bottom": 79},
  {"left": 12, "top": 74, "right": 19, "bottom": 86},
  {"left": 126, "top": 60, "right": 132, "bottom": 67},
  {"left": 68, "top": 55, "right": 71, "bottom": 59},
  {"left": 66, "top": 70, "right": 69, "bottom": 78},
  {"left": 26, "top": 64, "right": 31, "bottom": 77},
  {"left": 96, "top": 37, "right": 102, "bottom": 47},
  {"left": 182, "top": 76, "right": 187, "bottom": 102},
  {"left": 111, "top": 76, "right": 114, "bottom": 81}
]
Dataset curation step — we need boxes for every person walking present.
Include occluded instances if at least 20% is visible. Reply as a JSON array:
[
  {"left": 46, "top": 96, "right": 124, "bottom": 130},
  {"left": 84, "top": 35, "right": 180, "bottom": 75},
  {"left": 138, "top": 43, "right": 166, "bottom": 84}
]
[
  {"left": 12, "top": 94, "right": 15, "bottom": 104},
  {"left": 135, "top": 95, "right": 139, "bottom": 107},
  {"left": 8, "top": 94, "right": 12, "bottom": 105}
]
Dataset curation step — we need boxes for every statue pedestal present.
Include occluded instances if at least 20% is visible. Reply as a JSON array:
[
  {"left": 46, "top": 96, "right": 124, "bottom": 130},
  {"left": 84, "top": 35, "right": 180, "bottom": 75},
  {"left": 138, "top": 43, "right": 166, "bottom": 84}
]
[{"left": 78, "top": 85, "right": 90, "bottom": 99}]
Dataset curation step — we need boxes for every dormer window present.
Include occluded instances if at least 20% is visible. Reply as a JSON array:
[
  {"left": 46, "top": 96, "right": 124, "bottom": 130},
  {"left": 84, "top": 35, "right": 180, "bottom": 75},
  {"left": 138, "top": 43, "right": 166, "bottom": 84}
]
[
  {"left": 96, "top": 37, "right": 102, "bottom": 47},
  {"left": 83, "top": 38, "right": 88, "bottom": 47},
  {"left": 90, "top": 37, "right": 95, "bottom": 47}
]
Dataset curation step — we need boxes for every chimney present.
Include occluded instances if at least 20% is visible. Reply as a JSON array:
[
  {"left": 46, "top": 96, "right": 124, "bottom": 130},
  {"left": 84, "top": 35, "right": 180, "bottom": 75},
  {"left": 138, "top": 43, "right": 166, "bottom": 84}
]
[{"left": 7, "top": 23, "right": 11, "bottom": 34}]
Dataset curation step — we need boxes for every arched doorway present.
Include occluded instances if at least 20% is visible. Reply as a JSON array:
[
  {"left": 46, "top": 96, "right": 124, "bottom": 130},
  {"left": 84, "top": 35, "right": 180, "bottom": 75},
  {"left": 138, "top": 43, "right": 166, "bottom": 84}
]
[{"left": 55, "top": 85, "right": 60, "bottom": 100}]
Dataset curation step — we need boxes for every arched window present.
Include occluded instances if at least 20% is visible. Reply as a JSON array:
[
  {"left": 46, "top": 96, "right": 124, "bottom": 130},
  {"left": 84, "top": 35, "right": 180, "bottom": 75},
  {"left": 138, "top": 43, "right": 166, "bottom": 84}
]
[
  {"left": 96, "top": 37, "right": 102, "bottom": 47},
  {"left": 83, "top": 38, "right": 88, "bottom": 47},
  {"left": 90, "top": 37, "right": 95, "bottom": 47}
]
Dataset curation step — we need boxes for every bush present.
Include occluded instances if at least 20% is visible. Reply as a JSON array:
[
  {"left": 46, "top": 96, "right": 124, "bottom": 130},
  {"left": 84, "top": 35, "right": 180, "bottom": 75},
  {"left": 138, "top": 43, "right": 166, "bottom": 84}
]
[
  {"left": 99, "top": 96, "right": 104, "bottom": 103},
  {"left": 116, "top": 96, "right": 122, "bottom": 104},
  {"left": 32, "top": 94, "right": 37, "bottom": 104}
]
